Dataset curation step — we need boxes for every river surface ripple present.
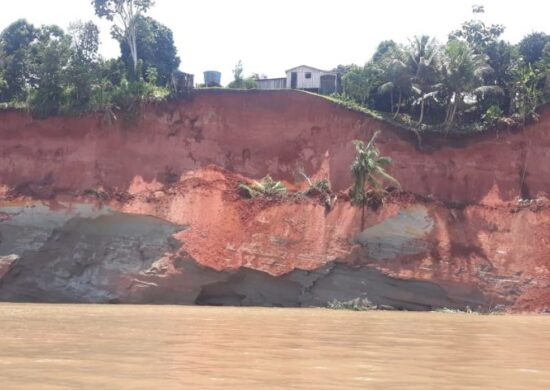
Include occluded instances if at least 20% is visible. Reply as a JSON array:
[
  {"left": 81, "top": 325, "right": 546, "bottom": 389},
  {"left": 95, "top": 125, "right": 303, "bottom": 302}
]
[{"left": 0, "top": 304, "right": 549, "bottom": 389}]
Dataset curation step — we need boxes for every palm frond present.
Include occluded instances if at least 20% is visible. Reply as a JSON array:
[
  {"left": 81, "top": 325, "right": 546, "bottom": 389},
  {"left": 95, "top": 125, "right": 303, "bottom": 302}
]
[
  {"left": 374, "top": 165, "right": 400, "bottom": 186},
  {"left": 474, "top": 85, "right": 504, "bottom": 97},
  {"left": 378, "top": 82, "right": 395, "bottom": 95}
]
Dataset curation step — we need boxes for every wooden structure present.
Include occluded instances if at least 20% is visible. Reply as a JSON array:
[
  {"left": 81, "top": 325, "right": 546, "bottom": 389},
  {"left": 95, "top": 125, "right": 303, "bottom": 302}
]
[
  {"left": 286, "top": 65, "right": 339, "bottom": 93},
  {"left": 254, "top": 65, "right": 340, "bottom": 94},
  {"left": 256, "top": 78, "right": 287, "bottom": 90},
  {"left": 170, "top": 71, "right": 194, "bottom": 98}
]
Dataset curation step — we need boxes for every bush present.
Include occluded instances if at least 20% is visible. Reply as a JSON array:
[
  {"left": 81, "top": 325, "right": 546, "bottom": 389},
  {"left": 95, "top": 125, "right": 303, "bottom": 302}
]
[
  {"left": 482, "top": 105, "right": 504, "bottom": 128},
  {"left": 238, "top": 175, "right": 287, "bottom": 198},
  {"left": 303, "top": 178, "right": 331, "bottom": 196}
]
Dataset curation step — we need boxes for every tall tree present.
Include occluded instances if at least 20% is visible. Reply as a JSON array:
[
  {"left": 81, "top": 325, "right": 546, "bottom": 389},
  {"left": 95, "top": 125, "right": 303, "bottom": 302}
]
[
  {"left": 119, "top": 15, "right": 180, "bottom": 85},
  {"left": 227, "top": 60, "right": 258, "bottom": 89},
  {"left": 350, "top": 131, "right": 399, "bottom": 231},
  {"left": 511, "top": 64, "right": 543, "bottom": 124},
  {"left": 66, "top": 21, "right": 100, "bottom": 111},
  {"left": 484, "top": 40, "right": 517, "bottom": 114},
  {"left": 91, "top": 0, "right": 154, "bottom": 75},
  {"left": 343, "top": 64, "right": 382, "bottom": 105},
  {"left": 407, "top": 36, "right": 441, "bottom": 125},
  {"left": 440, "top": 40, "right": 500, "bottom": 129},
  {"left": 378, "top": 45, "right": 411, "bottom": 118},
  {"left": 372, "top": 40, "right": 398, "bottom": 62},
  {"left": 449, "top": 5, "right": 504, "bottom": 54},
  {"left": 518, "top": 32, "right": 550, "bottom": 66},
  {"left": 27, "top": 25, "right": 72, "bottom": 117},
  {"left": 0, "top": 19, "right": 37, "bottom": 102}
]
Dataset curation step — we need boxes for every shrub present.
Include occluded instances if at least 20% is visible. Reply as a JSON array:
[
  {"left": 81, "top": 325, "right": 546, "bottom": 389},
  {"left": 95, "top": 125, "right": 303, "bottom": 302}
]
[
  {"left": 238, "top": 175, "right": 287, "bottom": 198},
  {"left": 303, "top": 178, "right": 331, "bottom": 196},
  {"left": 482, "top": 105, "right": 504, "bottom": 128}
]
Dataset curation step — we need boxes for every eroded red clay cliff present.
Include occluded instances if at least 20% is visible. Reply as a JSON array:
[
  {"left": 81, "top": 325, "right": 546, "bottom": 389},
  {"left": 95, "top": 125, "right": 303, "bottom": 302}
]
[{"left": 1, "top": 90, "right": 549, "bottom": 312}]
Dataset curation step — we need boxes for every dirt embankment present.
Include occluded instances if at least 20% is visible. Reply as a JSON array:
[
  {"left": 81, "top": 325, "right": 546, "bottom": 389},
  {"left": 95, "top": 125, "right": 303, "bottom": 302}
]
[{"left": 0, "top": 90, "right": 550, "bottom": 312}]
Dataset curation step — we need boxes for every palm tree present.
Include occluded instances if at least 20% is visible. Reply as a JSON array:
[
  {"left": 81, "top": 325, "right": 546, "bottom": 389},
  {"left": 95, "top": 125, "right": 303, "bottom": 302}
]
[
  {"left": 379, "top": 57, "right": 411, "bottom": 118},
  {"left": 440, "top": 40, "right": 503, "bottom": 129},
  {"left": 407, "top": 36, "right": 442, "bottom": 126},
  {"left": 350, "top": 131, "right": 400, "bottom": 231}
]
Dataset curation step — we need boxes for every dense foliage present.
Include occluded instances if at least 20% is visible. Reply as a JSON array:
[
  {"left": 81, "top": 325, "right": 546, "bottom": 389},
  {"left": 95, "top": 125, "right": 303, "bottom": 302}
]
[
  {"left": 0, "top": 2, "right": 178, "bottom": 119},
  {"left": 338, "top": 6, "right": 550, "bottom": 132},
  {"left": 119, "top": 15, "right": 180, "bottom": 85}
]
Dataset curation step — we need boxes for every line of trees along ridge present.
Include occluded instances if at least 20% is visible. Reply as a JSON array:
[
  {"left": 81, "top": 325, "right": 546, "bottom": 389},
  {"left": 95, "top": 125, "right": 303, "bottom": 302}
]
[
  {"left": 0, "top": 0, "right": 179, "bottom": 119},
  {"left": 0, "top": 2, "right": 548, "bottom": 135},
  {"left": 336, "top": 5, "right": 550, "bottom": 132}
]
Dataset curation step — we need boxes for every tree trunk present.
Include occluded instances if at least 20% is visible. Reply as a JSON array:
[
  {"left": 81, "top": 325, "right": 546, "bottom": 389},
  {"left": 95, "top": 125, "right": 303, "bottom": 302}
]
[
  {"left": 131, "top": 33, "right": 137, "bottom": 72},
  {"left": 393, "top": 89, "right": 402, "bottom": 119},
  {"left": 446, "top": 101, "right": 458, "bottom": 133},
  {"left": 360, "top": 202, "right": 366, "bottom": 231},
  {"left": 129, "top": 1, "right": 138, "bottom": 73},
  {"left": 390, "top": 90, "right": 394, "bottom": 115},
  {"left": 417, "top": 95, "right": 425, "bottom": 125},
  {"left": 126, "top": 32, "right": 138, "bottom": 77},
  {"left": 444, "top": 100, "right": 452, "bottom": 125}
]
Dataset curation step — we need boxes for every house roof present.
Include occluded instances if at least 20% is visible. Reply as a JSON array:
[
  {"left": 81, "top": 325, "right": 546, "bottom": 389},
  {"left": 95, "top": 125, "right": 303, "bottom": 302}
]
[
  {"left": 285, "top": 65, "right": 333, "bottom": 73},
  {"left": 257, "top": 77, "right": 287, "bottom": 82}
]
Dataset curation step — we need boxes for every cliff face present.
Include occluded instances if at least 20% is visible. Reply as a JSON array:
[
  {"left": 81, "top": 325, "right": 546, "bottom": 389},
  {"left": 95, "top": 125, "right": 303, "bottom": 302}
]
[{"left": 1, "top": 90, "right": 549, "bottom": 312}]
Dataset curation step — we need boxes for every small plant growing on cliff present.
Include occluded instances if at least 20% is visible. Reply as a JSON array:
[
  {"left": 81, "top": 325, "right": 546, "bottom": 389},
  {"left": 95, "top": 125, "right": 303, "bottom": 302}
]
[
  {"left": 305, "top": 178, "right": 331, "bottom": 195},
  {"left": 238, "top": 175, "right": 287, "bottom": 198},
  {"left": 297, "top": 168, "right": 332, "bottom": 196},
  {"left": 350, "top": 131, "right": 399, "bottom": 230}
]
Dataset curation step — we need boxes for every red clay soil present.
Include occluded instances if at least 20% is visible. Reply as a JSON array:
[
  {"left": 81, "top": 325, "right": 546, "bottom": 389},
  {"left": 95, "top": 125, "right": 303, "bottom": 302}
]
[
  {"left": 1, "top": 90, "right": 550, "bottom": 312},
  {"left": 111, "top": 165, "right": 550, "bottom": 312}
]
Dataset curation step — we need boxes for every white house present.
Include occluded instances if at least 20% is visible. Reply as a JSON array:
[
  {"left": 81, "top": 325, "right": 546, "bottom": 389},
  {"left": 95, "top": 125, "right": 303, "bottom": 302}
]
[
  {"left": 256, "top": 65, "right": 340, "bottom": 94},
  {"left": 286, "top": 65, "right": 332, "bottom": 91}
]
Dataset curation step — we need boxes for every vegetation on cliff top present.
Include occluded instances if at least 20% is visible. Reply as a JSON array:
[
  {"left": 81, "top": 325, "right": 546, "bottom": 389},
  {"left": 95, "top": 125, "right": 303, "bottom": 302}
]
[
  {"left": 0, "top": 0, "right": 179, "bottom": 119},
  {"left": 0, "top": 1, "right": 547, "bottom": 136},
  {"left": 333, "top": 5, "right": 550, "bottom": 133}
]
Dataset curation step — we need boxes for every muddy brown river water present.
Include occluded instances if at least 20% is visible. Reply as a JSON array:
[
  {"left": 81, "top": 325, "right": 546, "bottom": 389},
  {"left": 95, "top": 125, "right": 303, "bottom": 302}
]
[{"left": 0, "top": 304, "right": 549, "bottom": 389}]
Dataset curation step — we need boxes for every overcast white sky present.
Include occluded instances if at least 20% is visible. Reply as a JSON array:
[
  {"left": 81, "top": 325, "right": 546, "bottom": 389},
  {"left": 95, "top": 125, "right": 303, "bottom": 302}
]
[{"left": 0, "top": 0, "right": 548, "bottom": 85}]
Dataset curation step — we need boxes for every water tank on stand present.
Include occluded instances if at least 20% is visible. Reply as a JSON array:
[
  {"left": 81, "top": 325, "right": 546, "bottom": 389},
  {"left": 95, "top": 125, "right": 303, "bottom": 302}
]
[{"left": 203, "top": 71, "right": 222, "bottom": 87}]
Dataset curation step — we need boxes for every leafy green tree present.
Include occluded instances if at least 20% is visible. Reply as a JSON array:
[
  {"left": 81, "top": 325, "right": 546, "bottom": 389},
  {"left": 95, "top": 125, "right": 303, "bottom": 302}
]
[
  {"left": 542, "top": 42, "right": 550, "bottom": 65},
  {"left": 91, "top": 0, "right": 154, "bottom": 75},
  {"left": 65, "top": 21, "right": 100, "bottom": 111},
  {"left": 350, "top": 131, "right": 399, "bottom": 231},
  {"left": 99, "top": 58, "right": 126, "bottom": 86},
  {"left": 27, "top": 25, "right": 72, "bottom": 117},
  {"left": 518, "top": 32, "right": 550, "bottom": 66},
  {"left": 449, "top": 5, "right": 504, "bottom": 54},
  {"left": 0, "top": 65, "right": 7, "bottom": 98},
  {"left": 407, "top": 36, "right": 442, "bottom": 125},
  {"left": 511, "top": 64, "right": 543, "bottom": 123},
  {"left": 227, "top": 60, "right": 257, "bottom": 89},
  {"left": 332, "top": 64, "right": 354, "bottom": 75},
  {"left": 342, "top": 64, "right": 381, "bottom": 105},
  {"left": 119, "top": 15, "right": 180, "bottom": 85},
  {"left": 484, "top": 40, "right": 518, "bottom": 113},
  {"left": 378, "top": 45, "right": 411, "bottom": 118},
  {"left": 440, "top": 40, "right": 500, "bottom": 128},
  {"left": 541, "top": 43, "right": 550, "bottom": 102},
  {"left": 372, "top": 40, "right": 398, "bottom": 62},
  {"left": 232, "top": 60, "right": 243, "bottom": 84},
  {"left": 0, "top": 19, "right": 36, "bottom": 102}
]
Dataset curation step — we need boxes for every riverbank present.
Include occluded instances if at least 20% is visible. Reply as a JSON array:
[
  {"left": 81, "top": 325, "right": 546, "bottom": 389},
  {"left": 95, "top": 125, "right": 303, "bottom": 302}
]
[{"left": 1, "top": 90, "right": 550, "bottom": 312}]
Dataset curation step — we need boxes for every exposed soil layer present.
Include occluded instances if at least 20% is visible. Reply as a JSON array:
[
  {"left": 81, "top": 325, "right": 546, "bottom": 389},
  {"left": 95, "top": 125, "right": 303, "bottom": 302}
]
[{"left": 1, "top": 90, "right": 549, "bottom": 312}]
